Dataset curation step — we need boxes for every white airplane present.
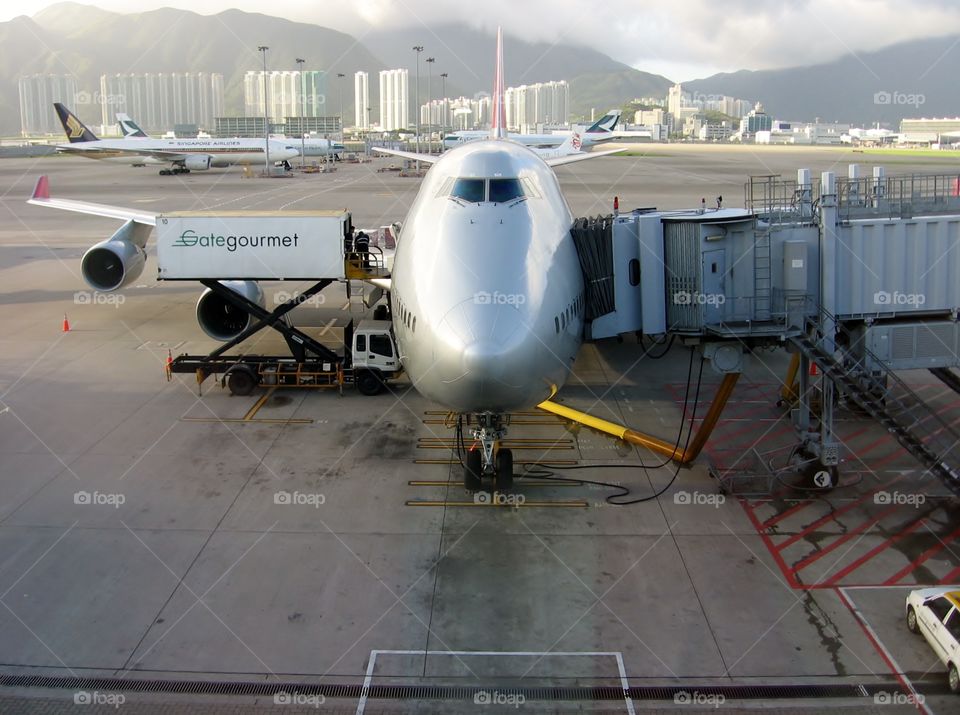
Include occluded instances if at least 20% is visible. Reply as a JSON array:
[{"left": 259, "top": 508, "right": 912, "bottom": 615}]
[
  {"left": 441, "top": 109, "right": 621, "bottom": 150},
  {"left": 54, "top": 103, "right": 299, "bottom": 175},
  {"left": 117, "top": 112, "right": 343, "bottom": 160},
  {"left": 29, "top": 28, "right": 624, "bottom": 493}
]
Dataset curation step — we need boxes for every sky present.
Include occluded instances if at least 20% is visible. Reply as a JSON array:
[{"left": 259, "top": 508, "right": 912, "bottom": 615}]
[{"left": 4, "top": 0, "right": 960, "bottom": 81}]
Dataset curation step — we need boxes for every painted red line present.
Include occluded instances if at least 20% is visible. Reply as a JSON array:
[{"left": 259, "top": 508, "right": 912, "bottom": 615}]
[
  {"left": 939, "top": 564, "right": 960, "bottom": 584},
  {"left": 855, "top": 432, "right": 898, "bottom": 459},
  {"left": 790, "top": 504, "right": 903, "bottom": 573},
  {"left": 884, "top": 523, "right": 960, "bottom": 586},
  {"left": 762, "top": 499, "right": 819, "bottom": 529},
  {"left": 836, "top": 588, "right": 927, "bottom": 714},
  {"left": 741, "top": 499, "right": 801, "bottom": 589},
  {"left": 835, "top": 423, "right": 875, "bottom": 445},
  {"left": 868, "top": 445, "right": 909, "bottom": 471},
  {"left": 774, "top": 475, "right": 905, "bottom": 551},
  {"left": 821, "top": 518, "right": 928, "bottom": 586}
]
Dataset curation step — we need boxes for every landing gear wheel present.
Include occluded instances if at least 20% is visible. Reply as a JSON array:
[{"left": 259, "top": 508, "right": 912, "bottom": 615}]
[
  {"left": 907, "top": 606, "right": 919, "bottom": 634},
  {"left": 159, "top": 169, "right": 171, "bottom": 176},
  {"left": 356, "top": 371, "right": 383, "bottom": 396},
  {"left": 949, "top": 663, "right": 960, "bottom": 694},
  {"left": 495, "top": 448, "right": 513, "bottom": 492},
  {"left": 225, "top": 364, "right": 258, "bottom": 396},
  {"left": 464, "top": 449, "right": 482, "bottom": 492}
]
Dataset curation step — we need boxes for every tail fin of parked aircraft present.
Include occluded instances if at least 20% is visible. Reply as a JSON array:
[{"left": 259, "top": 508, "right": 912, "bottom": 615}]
[
  {"left": 54, "top": 103, "right": 98, "bottom": 143},
  {"left": 490, "top": 26, "right": 507, "bottom": 139}
]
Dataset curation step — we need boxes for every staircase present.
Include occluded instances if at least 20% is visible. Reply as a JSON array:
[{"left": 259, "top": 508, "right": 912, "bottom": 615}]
[{"left": 790, "top": 324, "right": 960, "bottom": 495}]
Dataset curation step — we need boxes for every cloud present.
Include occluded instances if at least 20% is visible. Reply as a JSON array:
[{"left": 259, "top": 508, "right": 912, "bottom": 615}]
[{"left": 15, "top": 0, "right": 960, "bottom": 80}]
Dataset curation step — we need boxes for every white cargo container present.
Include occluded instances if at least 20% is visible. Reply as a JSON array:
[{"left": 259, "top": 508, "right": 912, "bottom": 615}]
[{"left": 155, "top": 210, "right": 349, "bottom": 280}]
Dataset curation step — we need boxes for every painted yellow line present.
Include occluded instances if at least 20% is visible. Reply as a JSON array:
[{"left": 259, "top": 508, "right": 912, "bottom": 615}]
[
  {"left": 181, "top": 417, "right": 313, "bottom": 424},
  {"left": 407, "top": 480, "right": 579, "bottom": 487},
  {"left": 405, "top": 500, "right": 589, "bottom": 508},
  {"left": 413, "top": 459, "right": 578, "bottom": 465},
  {"left": 243, "top": 388, "right": 275, "bottom": 421}
]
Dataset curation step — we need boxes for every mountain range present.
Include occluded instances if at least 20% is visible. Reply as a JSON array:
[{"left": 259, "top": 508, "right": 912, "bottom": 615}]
[{"left": 0, "top": 2, "right": 956, "bottom": 136}]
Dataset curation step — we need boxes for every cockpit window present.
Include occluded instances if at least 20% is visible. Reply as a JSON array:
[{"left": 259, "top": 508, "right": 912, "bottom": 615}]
[
  {"left": 450, "top": 178, "right": 486, "bottom": 203},
  {"left": 489, "top": 178, "right": 525, "bottom": 203}
]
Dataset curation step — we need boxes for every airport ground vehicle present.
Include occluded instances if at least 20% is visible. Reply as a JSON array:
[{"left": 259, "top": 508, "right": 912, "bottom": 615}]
[
  {"left": 905, "top": 587, "right": 960, "bottom": 693},
  {"left": 168, "top": 317, "right": 400, "bottom": 397}
]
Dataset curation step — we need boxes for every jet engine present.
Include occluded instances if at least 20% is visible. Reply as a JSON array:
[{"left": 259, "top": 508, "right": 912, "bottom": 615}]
[
  {"left": 80, "top": 219, "right": 151, "bottom": 291},
  {"left": 196, "top": 280, "right": 264, "bottom": 342},
  {"left": 182, "top": 154, "right": 212, "bottom": 171}
]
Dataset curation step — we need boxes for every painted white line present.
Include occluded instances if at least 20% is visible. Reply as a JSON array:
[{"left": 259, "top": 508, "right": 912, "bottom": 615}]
[
  {"left": 356, "top": 649, "right": 633, "bottom": 715},
  {"left": 839, "top": 587, "right": 934, "bottom": 715}
]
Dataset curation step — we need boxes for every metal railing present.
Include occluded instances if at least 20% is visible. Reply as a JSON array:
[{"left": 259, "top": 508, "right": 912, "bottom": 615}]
[{"left": 837, "top": 172, "right": 960, "bottom": 220}]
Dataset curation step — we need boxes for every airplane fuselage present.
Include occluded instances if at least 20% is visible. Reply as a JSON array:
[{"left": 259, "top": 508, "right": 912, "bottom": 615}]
[
  {"left": 391, "top": 139, "right": 584, "bottom": 414},
  {"left": 57, "top": 138, "right": 299, "bottom": 167}
]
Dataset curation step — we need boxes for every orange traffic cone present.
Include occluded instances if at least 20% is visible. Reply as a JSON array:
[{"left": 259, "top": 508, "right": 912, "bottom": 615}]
[
  {"left": 809, "top": 362, "right": 818, "bottom": 376},
  {"left": 62, "top": 314, "right": 70, "bottom": 332}
]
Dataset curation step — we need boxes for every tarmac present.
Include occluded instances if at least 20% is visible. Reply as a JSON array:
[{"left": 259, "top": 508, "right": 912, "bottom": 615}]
[{"left": 1, "top": 145, "right": 959, "bottom": 713}]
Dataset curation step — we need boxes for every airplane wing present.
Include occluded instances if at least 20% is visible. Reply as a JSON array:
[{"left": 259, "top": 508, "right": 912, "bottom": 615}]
[
  {"left": 545, "top": 147, "right": 626, "bottom": 168},
  {"left": 371, "top": 147, "right": 439, "bottom": 164},
  {"left": 27, "top": 176, "right": 156, "bottom": 226}
]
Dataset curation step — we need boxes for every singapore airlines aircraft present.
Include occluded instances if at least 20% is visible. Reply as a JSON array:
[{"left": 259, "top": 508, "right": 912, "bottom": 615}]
[
  {"left": 29, "top": 28, "right": 623, "bottom": 492},
  {"left": 54, "top": 103, "right": 299, "bottom": 175}
]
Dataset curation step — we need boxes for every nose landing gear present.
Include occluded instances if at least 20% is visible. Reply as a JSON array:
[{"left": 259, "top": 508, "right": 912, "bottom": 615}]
[{"left": 462, "top": 413, "right": 514, "bottom": 492}]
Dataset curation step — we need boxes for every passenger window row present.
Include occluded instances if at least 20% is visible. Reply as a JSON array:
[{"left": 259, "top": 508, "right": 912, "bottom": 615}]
[
  {"left": 554, "top": 292, "right": 586, "bottom": 333},
  {"left": 394, "top": 296, "right": 417, "bottom": 334}
]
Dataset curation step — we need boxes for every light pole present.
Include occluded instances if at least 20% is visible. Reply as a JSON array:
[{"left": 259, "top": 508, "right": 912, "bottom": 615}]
[
  {"left": 258, "top": 45, "right": 270, "bottom": 173},
  {"left": 296, "top": 57, "right": 305, "bottom": 168},
  {"left": 336, "top": 72, "right": 345, "bottom": 151},
  {"left": 440, "top": 72, "right": 447, "bottom": 142},
  {"left": 412, "top": 45, "right": 423, "bottom": 169},
  {"left": 425, "top": 57, "right": 434, "bottom": 154}
]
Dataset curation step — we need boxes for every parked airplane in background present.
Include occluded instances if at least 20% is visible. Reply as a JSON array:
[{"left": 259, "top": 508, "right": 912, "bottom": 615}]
[
  {"left": 54, "top": 104, "right": 299, "bottom": 175},
  {"left": 117, "top": 113, "right": 148, "bottom": 138},
  {"left": 441, "top": 109, "right": 621, "bottom": 150},
  {"left": 31, "top": 28, "right": 624, "bottom": 494},
  {"left": 117, "top": 113, "right": 344, "bottom": 160}
]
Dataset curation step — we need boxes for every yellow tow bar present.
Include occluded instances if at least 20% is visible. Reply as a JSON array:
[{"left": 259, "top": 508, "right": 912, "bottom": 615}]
[{"left": 537, "top": 372, "right": 740, "bottom": 465}]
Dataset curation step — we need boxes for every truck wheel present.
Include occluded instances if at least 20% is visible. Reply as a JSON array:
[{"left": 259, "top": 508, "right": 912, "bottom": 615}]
[
  {"left": 950, "top": 663, "right": 959, "bottom": 694},
  {"left": 226, "top": 365, "right": 258, "bottom": 396},
  {"left": 495, "top": 449, "right": 513, "bottom": 491},
  {"left": 356, "top": 371, "right": 382, "bottom": 396},
  {"left": 464, "top": 449, "right": 482, "bottom": 491}
]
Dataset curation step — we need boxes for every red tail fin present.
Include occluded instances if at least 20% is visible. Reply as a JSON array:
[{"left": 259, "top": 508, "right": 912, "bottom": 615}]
[{"left": 490, "top": 26, "right": 506, "bottom": 138}]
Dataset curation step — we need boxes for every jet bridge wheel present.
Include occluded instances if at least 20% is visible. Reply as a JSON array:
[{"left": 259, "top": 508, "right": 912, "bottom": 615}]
[
  {"left": 495, "top": 448, "right": 514, "bottom": 491},
  {"left": 464, "top": 449, "right": 482, "bottom": 491}
]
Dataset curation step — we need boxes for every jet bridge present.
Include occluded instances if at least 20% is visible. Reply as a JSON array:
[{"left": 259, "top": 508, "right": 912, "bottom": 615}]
[{"left": 570, "top": 166, "right": 960, "bottom": 495}]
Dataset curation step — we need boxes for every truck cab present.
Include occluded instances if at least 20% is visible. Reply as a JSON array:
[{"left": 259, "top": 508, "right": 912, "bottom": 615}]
[{"left": 351, "top": 319, "right": 400, "bottom": 395}]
